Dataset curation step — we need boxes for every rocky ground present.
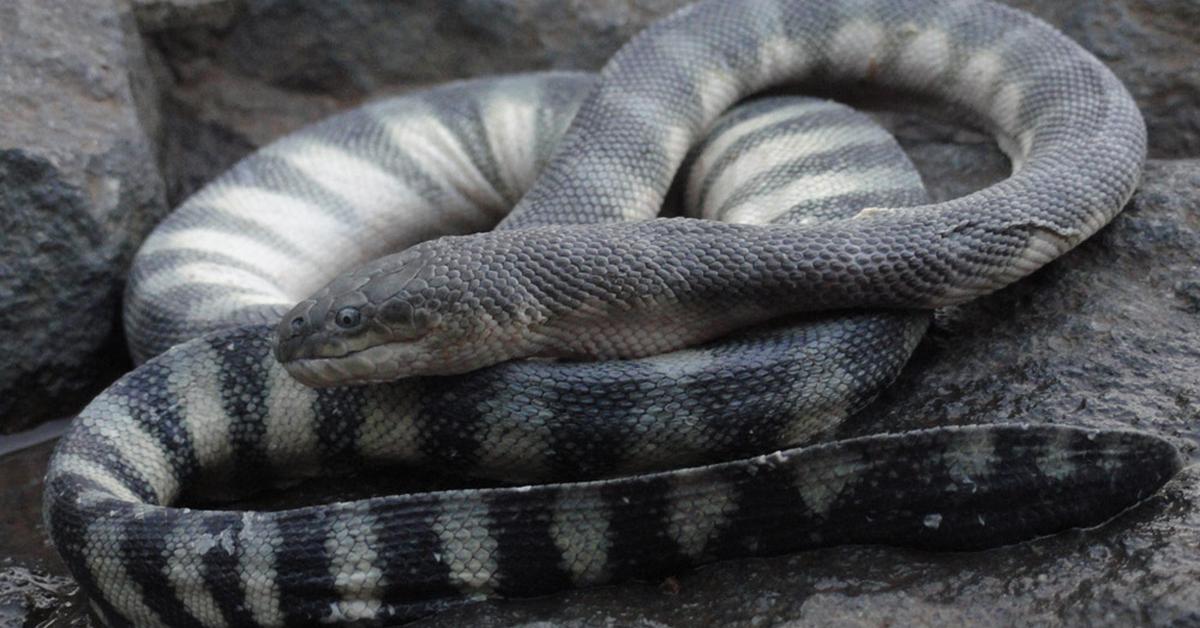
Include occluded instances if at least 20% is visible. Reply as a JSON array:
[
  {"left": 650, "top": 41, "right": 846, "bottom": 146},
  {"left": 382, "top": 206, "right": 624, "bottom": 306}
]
[{"left": 1, "top": 0, "right": 1198, "bottom": 625}]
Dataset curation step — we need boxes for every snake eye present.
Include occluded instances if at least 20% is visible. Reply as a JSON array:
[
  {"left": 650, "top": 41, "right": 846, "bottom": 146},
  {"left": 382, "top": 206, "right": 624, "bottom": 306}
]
[{"left": 335, "top": 306, "right": 362, "bottom": 329}]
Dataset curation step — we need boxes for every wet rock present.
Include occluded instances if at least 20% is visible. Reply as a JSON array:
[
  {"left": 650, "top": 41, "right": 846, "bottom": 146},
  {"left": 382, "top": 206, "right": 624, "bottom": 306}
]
[
  {"left": 0, "top": 564, "right": 87, "bottom": 627},
  {"left": 0, "top": 0, "right": 162, "bottom": 431}
]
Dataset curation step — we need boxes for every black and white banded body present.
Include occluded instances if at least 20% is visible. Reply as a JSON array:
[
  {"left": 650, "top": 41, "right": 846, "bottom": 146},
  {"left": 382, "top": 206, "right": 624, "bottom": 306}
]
[{"left": 42, "top": 0, "right": 1177, "bottom": 626}]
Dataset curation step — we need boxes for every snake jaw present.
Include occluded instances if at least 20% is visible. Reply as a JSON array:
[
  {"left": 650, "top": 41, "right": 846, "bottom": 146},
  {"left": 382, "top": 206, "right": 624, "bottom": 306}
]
[
  {"left": 281, "top": 336, "right": 498, "bottom": 386},
  {"left": 284, "top": 355, "right": 372, "bottom": 388},
  {"left": 277, "top": 235, "right": 554, "bottom": 384},
  {"left": 275, "top": 299, "right": 411, "bottom": 386},
  {"left": 275, "top": 282, "right": 496, "bottom": 386}
]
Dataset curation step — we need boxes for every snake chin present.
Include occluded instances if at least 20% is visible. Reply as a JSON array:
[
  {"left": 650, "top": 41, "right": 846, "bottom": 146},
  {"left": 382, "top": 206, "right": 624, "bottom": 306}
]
[
  {"left": 283, "top": 354, "right": 392, "bottom": 388},
  {"left": 280, "top": 339, "right": 483, "bottom": 387}
]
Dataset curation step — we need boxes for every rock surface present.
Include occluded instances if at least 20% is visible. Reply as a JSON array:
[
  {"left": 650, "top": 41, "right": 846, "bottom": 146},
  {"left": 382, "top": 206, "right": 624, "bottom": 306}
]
[{"left": 0, "top": 0, "right": 162, "bottom": 431}]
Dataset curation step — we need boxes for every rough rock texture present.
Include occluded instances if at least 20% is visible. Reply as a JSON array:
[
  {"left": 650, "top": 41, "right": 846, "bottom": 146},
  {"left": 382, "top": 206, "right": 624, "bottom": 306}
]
[
  {"left": 0, "top": 0, "right": 162, "bottom": 431},
  {"left": 0, "top": 156, "right": 126, "bottom": 433}
]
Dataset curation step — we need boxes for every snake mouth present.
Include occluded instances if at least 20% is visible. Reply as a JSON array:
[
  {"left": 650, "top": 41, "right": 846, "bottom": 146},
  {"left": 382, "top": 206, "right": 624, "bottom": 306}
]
[
  {"left": 281, "top": 343, "right": 417, "bottom": 387},
  {"left": 279, "top": 338, "right": 487, "bottom": 386},
  {"left": 285, "top": 356, "right": 375, "bottom": 388}
]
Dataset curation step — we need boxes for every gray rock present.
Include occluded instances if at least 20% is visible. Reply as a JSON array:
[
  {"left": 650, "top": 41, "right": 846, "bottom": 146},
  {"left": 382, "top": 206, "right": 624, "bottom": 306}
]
[
  {"left": 131, "top": 0, "right": 242, "bottom": 32},
  {"left": 0, "top": 154, "right": 124, "bottom": 432},
  {"left": 0, "top": 0, "right": 164, "bottom": 431}
]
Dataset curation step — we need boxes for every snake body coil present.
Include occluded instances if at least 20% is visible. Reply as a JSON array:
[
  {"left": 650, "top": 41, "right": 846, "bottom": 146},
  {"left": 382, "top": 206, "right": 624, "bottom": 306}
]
[{"left": 43, "top": 1, "right": 1178, "bottom": 626}]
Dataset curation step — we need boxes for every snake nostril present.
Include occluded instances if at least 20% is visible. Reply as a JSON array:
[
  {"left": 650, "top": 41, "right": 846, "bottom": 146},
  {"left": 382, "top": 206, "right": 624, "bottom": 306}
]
[{"left": 289, "top": 316, "right": 306, "bottom": 337}]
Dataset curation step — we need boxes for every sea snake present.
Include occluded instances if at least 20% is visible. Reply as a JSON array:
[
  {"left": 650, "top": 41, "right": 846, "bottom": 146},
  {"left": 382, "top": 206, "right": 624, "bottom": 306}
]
[{"left": 43, "top": 0, "right": 1179, "bottom": 626}]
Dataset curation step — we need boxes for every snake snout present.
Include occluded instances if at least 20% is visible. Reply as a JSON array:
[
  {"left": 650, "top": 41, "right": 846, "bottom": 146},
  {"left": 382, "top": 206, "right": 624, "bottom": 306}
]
[
  {"left": 286, "top": 313, "right": 307, "bottom": 339},
  {"left": 275, "top": 299, "right": 321, "bottom": 363}
]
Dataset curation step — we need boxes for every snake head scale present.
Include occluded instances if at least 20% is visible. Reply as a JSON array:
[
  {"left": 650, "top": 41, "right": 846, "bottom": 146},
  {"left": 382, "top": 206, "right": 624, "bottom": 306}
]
[{"left": 274, "top": 239, "right": 540, "bottom": 387}]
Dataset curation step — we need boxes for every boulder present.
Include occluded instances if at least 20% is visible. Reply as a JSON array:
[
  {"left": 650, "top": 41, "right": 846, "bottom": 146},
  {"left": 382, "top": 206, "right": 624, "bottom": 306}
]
[{"left": 0, "top": 0, "right": 163, "bottom": 431}]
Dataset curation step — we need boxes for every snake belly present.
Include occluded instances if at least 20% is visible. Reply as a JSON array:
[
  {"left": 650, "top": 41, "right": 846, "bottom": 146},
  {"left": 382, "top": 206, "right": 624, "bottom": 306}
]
[{"left": 42, "top": 1, "right": 1179, "bottom": 627}]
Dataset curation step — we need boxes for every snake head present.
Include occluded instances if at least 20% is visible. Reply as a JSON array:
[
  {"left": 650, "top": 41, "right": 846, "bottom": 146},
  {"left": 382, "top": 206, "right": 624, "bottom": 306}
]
[
  {"left": 275, "top": 245, "right": 455, "bottom": 386},
  {"left": 274, "top": 239, "right": 538, "bottom": 386}
]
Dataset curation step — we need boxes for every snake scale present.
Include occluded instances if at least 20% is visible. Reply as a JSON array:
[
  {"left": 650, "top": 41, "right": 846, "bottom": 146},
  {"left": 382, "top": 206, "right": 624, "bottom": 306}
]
[{"left": 42, "top": 0, "right": 1181, "bottom": 626}]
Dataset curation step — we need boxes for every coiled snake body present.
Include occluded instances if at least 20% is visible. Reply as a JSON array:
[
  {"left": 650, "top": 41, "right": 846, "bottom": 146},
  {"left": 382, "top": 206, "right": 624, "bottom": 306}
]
[{"left": 43, "top": 1, "right": 1180, "bottom": 626}]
